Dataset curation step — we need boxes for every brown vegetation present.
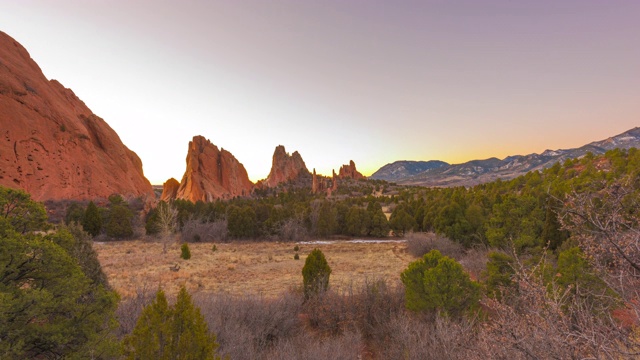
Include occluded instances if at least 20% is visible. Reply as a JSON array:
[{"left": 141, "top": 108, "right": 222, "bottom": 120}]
[{"left": 95, "top": 239, "right": 414, "bottom": 298}]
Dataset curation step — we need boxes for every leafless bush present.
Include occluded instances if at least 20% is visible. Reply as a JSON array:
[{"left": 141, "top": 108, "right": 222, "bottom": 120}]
[
  {"left": 114, "top": 286, "right": 155, "bottom": 338},
  {"left": 304, "top": 278, "right": 405, "bottom": 341},
  {"left": 193, "top": 291, "right": 303, "bottom": 359},
  {"left": 305, "top": 289, "right": 355, "bottom": 336},
  {"left": 132, "top": 224, "right": 146, "bottom": 239},
  {"left": 277, "top": 217, "right": 309, "bottom": 242},
  {"left": 405, "top": 232, "right": 465, "bottom": 260},
  {"left": 181, "top": 218, "right": 228, "bottom": 243},
  {"left": 377, "top": 312, "right": 477, "bottom": 360},
  {"left": 267, "top": 330, "right": 362, "bottom": 360},
  {"left": 459, "top": 247, "right": 489, "bottom": 279},
  {"left": 561, "top": 181, "right": 640, "bottom": 322},
  {"left": 555, "top": 180, "right": 640, "bottom": 356},
  {"left": 474, "top": 252, "right": 639, "bottom": 359},
  {"left": 354, "top": 278, "right": 405, "bottom": 342}
]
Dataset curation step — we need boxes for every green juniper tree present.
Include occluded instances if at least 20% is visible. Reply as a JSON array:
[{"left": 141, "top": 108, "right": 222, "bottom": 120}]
[
  {"left": 106, "top": 204, "right": 134, "bottom": 239},
  {"left": 181, "top": 243, "right": 191, "bottom": 260},
  {"left": 124, "top": 287, "right": 220, "bottom": 360},
  {"left": 0, "top": 187, "right": 120, "bottom": 359},
  {"left": 83, "top": 200, "right": 102, "bottom": 236},
  {"left": 401, "top": 250, "right": 480, "bottom": 317},
  {"left": 302, "top": 248, "right": 332, "bottom": 299}
]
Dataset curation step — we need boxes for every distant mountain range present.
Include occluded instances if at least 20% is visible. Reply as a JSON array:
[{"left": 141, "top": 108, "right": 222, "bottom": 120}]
[{"left": 370, "top": 127, "right": 640, "bottom": 187}]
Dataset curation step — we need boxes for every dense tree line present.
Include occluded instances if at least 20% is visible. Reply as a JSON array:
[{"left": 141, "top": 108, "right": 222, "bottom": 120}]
[
  {"left": 64, "top": 194, "right": 137, "bottom": 239},
  {"left": 388, "top": 148, "right": 640, "bottom": 253},
  {"left": 144, "top": 186, "right": 392, "bottom": 241}
]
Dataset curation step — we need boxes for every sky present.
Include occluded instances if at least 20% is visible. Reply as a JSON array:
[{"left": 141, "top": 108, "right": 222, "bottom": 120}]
[{"left": 1, "top": 1, "right": 638, "bottom": 184}]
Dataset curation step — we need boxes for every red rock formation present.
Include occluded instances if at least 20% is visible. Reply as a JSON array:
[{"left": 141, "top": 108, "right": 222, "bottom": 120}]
[
  {"left": 160, "top": 178, "right": 180, "bottom": 201},
  {"left": 338, "top": 160, "right": 365, "bottom": 180},
  {"left": 332, "top": 170, "right": 339, "bottom": 192},
  {"left": 263, "top": 145, "right": 310, "bottom": 187},
  {"left": 312, "top": 169, "right": 319, "bottom": 193},
  {"left": 0, "top": 31, "right": 154, "bottom": 202},
  {"left": 175, "top": 136, "right": 253, "bottom": 202}
]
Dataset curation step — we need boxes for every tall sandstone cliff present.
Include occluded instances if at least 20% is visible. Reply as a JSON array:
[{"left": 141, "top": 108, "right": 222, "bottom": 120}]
[
  {"left": 175, "top": 136, "right": 253, "bottom": 202},
  {"left": 263, "top": 145, "right": 311, "bottom": 187},
  {"left": 0, "top": 32, "right": 153, "bottom": 202}
]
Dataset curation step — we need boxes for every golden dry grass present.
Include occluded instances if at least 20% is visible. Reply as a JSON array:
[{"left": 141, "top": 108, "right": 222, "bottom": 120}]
[{"left": 95, "top": 238, "right": 414, "bottom": 299}]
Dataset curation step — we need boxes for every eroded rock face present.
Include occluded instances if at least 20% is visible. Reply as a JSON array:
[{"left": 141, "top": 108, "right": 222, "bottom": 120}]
[
  {"left": 311, "top": 168, "right": 331, "bottom": 194},
  {"left": 0, "top": 31, "right": 154, "bottom": 202},
  {"left": 338, "top": 160, "right": 365, "bottom": 180},
  {"left": 263, "top": 145, "right": 310, "bottom": 187},
  {"left": 175, "top": 136, "right": 253, "bottom": 202},
  {"left": 312, "top": 169, "right": 319, "bottom": 193},
  {"left": 160, "top": 178, "right": 180, "bottom": 201}
]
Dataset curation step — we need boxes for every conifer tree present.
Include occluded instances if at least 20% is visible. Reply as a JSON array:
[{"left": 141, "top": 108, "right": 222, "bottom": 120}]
[
  {"left": 125, "top": 287, "right": 220, "bottom": 360},
  {"left": 125, "top": 289, "right": 171, "bottom": 359},
  {"left": 181, "top": 243, "right": 191, "bottom": 260},
  {"left": 0, "top": 187, "right": 119, "bottom": 359},
  {"left": 82, "top": 200, "right": 102, "bottom": 236},
  {"left": 401, "top": 250, "right": 480, "bottom": 317},
  {"left": 302, "top": 248, "right": 332, "bottom": 298},
  {"left": 106, "top": 204, "right": 133, "bottom": 239}
]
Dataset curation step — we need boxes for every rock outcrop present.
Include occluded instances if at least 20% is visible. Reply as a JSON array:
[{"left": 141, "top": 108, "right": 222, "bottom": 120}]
[
  {"left": 311, "top": 168, "right": 332, "bottom": 195},
  {"left": 175, "top": 136, "right": 253, "bottom": 202},
  {"left": 0, "top": 31, "right": 154, "bottom": 202},
  {"left": 312, "top": 169, "right": 319, "bottom": 193},
  {"left": 263, "top": 145, "right": 311, "bottom": 187},
  {"left": 338, "top": 160, "right": 365, "bottom": 180},
  {"left": 160, "top": 178, "right": 180, "bottom": 201},
  {"left": 331, "top": 170, "right": 339, "bottom": 192}
]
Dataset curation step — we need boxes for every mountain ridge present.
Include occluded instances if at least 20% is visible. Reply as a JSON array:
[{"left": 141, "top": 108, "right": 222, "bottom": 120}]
[{"left": 371, "top": 127, "right": 640, "bottom": 187}]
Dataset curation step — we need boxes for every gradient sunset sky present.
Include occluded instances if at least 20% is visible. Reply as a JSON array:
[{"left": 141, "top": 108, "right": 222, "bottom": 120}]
[{"left": 1, "top": 1, "right": 638, "bottom": 184}]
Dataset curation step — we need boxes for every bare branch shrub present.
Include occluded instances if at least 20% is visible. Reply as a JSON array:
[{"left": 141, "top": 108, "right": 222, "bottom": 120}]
[
  {"left": 459, "top": 247, "right": 489, "bottom": 279},
  {"left": 181, "top": 218, "right": 228, "bottom": 243},
  {"left": 405, "top": 232, "right": 464, "bottom": 259},
  {"left": 152, "top": 201, "right": 178, "bottom": 253},
  {"left": 266, "top": 330, "right": 362, "bottom": 360},
  {"left": 304, "top": 278, "right": 405, "bottom": 342},
  {"left": 193, "top": 292, "right": 303, "bottom": 359},
  {"left": 377, "top": 312, "right": 477, "bottom": 360},
  {"left": 277, "top": 217, "right": 309, "bottom": 242},
  {"left": 475, "top": 252, "right": 639, "bottom": 359},
  {"left": 561, "top": 180, "right": 640, "bottom": 319},
  {"left": 555, "top": 179, "right": 640, "bottom": 355},
  {"left": 115, "top": 286, "right": 156, "bottom": 338}
]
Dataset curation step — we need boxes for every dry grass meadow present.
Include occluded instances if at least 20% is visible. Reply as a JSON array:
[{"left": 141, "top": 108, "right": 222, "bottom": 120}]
[{"left": 95, "top": 238, "right": 414, "bottom": 299}]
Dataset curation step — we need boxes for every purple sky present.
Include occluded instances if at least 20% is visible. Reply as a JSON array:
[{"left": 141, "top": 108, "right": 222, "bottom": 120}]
[{"left": 1, "top": 1, "right": 638, "bottom": 183}]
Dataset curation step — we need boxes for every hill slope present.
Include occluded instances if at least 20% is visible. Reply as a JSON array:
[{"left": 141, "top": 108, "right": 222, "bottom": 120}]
[{"left": 371, "top": 127, "right": 640, "bottom": 187}]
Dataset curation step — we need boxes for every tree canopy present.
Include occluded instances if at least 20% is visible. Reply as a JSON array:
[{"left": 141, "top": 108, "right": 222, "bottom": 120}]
[
  {"left": 124, "top": 287, "right": 220, "bottom": 360},
  {"left": 0, "top": 187, "right": 119, "bottom": 359}
]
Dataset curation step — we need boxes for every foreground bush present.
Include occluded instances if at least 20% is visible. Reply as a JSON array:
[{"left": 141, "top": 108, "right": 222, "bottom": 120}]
[
  {"left": 302, "top": 248, "right": 332, "bottom": 299},
  {"left": 124, "top": 287, "right": 220, "bottom": 359},
  {"left": 401, "top": 250, "right": 480, "bottom": 316},
  {"left": 0, "top": 187, "right": 119, "bottom": 359}
]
